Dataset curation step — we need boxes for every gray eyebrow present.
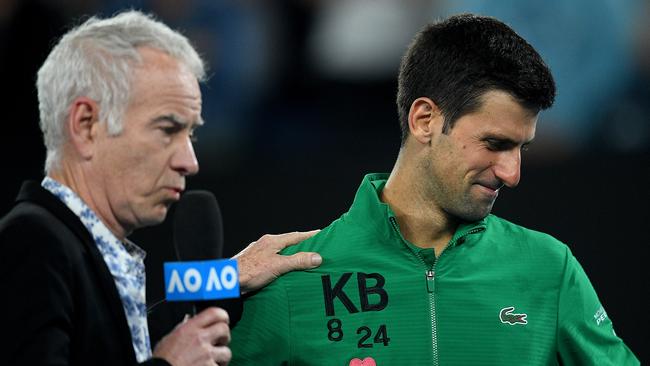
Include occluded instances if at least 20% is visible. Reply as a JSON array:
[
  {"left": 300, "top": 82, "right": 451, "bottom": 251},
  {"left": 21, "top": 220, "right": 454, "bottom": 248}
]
[{"left": 153, "top": 114, "right": 203, "bottom": 128}]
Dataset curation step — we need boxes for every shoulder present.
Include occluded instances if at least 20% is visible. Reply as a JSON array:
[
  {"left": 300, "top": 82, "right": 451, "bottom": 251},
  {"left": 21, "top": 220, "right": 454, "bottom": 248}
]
[
  {"left": 280, "top": 213, "right": 358, "bottom": 256},
  {"left": 0, "top": 200, "right": 85, "bottom": 267},
  {"left": 484, "top": 214, "right": 571, "bottom": 261},
  {"left": 2, "top": 198, "right": 55, "bottom": 225},
  {"left": 1, "top": 200, "right": 74, "bottom": 240},
  {"left": 1, "top": 200, "right": 59, "bottom": 241}
]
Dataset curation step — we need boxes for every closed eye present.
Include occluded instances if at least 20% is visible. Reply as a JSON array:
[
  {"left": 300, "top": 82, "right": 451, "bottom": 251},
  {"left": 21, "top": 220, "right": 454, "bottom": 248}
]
[
  {"left": 153, "top": 114, "right": 201, "bottom": 142},
  {"left": 154, "top": 114, "right": 186, "bottom": 134},
  {"left": 484, "top": 138, "right": 516, "bottom": 151},
  {"left": 160, "top": 123, "right": 183, "bottom": 135}
]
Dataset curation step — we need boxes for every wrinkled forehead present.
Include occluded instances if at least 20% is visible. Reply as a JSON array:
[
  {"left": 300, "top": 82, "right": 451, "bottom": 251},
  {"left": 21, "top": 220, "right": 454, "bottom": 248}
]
[{"left": 121, "top": 48, "right": 203, "bottom": 127}]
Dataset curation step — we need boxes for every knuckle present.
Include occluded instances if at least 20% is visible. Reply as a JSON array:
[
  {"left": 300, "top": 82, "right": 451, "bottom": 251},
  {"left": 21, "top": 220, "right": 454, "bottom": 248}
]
[
  {"left": 217, "top": 308, "right": 230, "bottom": 322},
  {"left": 213, "top": 346, "right": 232, "bottom": 365},
  {"left": 209, "top": 306, "right": 222, "bottom": 317},
  {"left": 208, "top": 307, "right": 229, "bottom": 321},
  {"left": 222, "top": 325, "right": 232, "bottom": 343},
  {"left": 215, "top": 321, "right": 230, "bottom": 337},
  {"left": 259, "top": 234, "right": 272, "bottom": 243},
  {"left": 222, "top": 347, "right": 233, "bottom": 362},
  {"left": 203, "top": 307, "right": 219, "bottom": 318},
  {"left": 293, "top": 253, "right": 308, "bottom": 267}
]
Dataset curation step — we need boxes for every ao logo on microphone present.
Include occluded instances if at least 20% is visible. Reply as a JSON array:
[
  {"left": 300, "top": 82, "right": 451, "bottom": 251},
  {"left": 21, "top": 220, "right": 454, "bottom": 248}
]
[{"left": 164, "top": 259, "right": 240, "bottom": 301}]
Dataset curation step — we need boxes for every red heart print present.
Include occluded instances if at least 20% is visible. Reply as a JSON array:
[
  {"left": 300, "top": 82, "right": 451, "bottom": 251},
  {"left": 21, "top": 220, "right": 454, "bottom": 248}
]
[{"left": 349, "top": 357, "right": 377, "bottom": 366}]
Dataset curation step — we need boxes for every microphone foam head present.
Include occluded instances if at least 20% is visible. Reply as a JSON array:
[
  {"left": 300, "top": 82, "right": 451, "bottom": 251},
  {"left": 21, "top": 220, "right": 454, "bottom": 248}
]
[{"left": 173, "top": 190, "right": 223, "bottom": 261}]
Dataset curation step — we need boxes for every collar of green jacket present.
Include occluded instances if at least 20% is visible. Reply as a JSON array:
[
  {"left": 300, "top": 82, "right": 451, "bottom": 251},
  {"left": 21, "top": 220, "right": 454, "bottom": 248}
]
[{"left": 346, "top": 173, "right": 487, "bottom": 252}]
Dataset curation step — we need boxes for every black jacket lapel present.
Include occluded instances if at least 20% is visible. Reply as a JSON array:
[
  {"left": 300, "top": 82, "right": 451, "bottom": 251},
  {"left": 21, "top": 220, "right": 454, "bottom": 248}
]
[{"left": 16, "top": 181, "right": 138, "bottom": 363}]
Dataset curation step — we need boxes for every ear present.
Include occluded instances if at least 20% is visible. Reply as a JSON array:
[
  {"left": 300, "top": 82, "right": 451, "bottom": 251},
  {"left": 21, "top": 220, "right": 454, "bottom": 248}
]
[
  {"left": 407, "top": 97, "right": 443, "bottom": 145},
  {"left": 66, "top": 97, "right": 101, "bottom": 160}
]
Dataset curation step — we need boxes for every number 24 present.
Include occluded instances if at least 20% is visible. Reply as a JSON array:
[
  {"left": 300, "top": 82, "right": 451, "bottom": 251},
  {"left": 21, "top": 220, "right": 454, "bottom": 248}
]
[{"left": 357, "top": 325, "right": 390, "bottom": 348}]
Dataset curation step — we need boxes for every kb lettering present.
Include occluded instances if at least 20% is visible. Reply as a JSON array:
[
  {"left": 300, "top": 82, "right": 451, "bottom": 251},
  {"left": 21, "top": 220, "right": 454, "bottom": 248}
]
[{"left": 321, "top": 272, "right": 388, "bottom": 316}]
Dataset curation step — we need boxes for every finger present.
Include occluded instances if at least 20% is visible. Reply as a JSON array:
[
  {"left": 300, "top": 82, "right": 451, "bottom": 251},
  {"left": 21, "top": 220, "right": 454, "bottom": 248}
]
[
  {"left": 191, "top": 307, "right": 230, "bottom": 327},
  {"left": 273, "top": 230, "right": 320, "bottom": 249},
  {"left": 212, "top": 345, "right": 232, "bottom": 366},
  {"left": 278, "top": 252, "right": 323, "bottom": 273},
  {"left": 206, "top": 320, "right": 231, "bottom": 346}
]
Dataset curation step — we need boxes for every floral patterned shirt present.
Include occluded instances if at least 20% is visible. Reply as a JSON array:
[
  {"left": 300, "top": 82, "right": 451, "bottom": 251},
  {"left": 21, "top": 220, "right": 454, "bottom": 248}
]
[{"left": 42, "top": 177, "right": 152, "bottom": 362}]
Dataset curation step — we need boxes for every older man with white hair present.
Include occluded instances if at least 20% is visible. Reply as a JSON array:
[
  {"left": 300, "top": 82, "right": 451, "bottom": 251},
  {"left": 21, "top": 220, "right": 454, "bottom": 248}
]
[{"left": 0, "top": 10, "right": 321, "bottom": 366}]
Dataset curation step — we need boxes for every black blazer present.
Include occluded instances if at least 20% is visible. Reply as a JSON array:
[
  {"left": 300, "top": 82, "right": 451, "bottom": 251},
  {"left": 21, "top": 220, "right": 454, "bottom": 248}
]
[{"left": 0, "top": 181, "right": 169, "bottom": 366}]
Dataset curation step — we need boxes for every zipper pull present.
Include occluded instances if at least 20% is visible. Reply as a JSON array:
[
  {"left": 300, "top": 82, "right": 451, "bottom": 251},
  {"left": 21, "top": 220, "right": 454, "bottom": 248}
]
[{"left": 426, "top": 270, "right": 435, "bottom": 293}]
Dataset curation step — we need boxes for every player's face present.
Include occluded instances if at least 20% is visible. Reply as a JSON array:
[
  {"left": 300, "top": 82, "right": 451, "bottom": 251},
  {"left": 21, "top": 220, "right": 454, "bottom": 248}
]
[
  {"left": 423, "top": 90, "right": 537, "bottom": 221},
  {"left": 93, "top": 47, "right": 202, "bottom": 232}
]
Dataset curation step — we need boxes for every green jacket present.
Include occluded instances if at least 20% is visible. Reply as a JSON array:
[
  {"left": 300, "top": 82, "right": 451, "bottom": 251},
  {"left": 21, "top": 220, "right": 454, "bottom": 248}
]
[{"left": 231, "top": 173, "right": 638, "bottom": 366}]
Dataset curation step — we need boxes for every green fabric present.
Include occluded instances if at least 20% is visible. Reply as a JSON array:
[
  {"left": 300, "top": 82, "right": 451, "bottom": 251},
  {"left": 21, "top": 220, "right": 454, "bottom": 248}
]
[{"left": 231, "top": 173, "right": 638, "bottom": 366}]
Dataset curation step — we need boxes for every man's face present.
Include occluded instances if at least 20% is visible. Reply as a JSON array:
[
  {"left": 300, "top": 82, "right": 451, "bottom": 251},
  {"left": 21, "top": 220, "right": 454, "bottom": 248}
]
[
  {"left": 92, "top": 47, "right": 202, "bottom": 232},
  {"left": 423, "top": 90, "right": 537, "bottom": 222}
]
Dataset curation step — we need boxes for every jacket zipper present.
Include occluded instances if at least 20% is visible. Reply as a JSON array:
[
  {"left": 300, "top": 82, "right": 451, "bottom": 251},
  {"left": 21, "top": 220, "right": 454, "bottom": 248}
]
[
  {"left": 425, "top": 268, "right": 438, "bottom": 366},
  {"left": 390, "top": 217, "right": 485, "bottom": 366},
  {"left": 390, "top": 217, "right": 440, "bottom": 365},
  {"left": 422, "top": 247, "right": 450, "bottom": 366},
  {"left": 424, "top": 227, "right": 484, "bottom": 365}
]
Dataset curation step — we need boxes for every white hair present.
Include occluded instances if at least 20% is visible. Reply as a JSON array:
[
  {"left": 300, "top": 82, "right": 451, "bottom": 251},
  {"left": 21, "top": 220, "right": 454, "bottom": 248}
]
[{"left": 37, "top": 10, "right": 206, "bottom": 172}]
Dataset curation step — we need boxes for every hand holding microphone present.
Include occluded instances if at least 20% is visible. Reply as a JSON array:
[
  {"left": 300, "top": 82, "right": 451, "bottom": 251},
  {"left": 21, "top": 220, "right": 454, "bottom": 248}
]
[{"left": 154, "top": 307, "right": 231, "bottom": 366}]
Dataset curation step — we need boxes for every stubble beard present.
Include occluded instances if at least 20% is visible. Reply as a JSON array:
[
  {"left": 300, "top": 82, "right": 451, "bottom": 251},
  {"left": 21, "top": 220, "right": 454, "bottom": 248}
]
[{"left": 420, "top": 153, "right": 494, "bottom": 224}]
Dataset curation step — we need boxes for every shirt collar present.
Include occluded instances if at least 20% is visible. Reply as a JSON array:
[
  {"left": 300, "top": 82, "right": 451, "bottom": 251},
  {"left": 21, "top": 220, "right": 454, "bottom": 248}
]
[
  {"left": 41, "top": 176, "right": 146, "bottom": 264},
  {"left": 41, "top": 176, "right": 151, "bottom": 361},
  {"left": 346, "top": 173, "right": 487, "bottom": 247}
]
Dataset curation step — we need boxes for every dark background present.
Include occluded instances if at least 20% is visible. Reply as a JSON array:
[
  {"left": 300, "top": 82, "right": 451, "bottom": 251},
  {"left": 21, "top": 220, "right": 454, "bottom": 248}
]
[{"left": 1, "top": 0, "right": 648, "bottom": 362}]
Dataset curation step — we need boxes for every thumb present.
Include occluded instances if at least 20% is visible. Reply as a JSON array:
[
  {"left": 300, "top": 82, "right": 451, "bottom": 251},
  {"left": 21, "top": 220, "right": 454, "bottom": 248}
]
[{"left": 279, "top": 252, "right": 323, "bottom": 274}]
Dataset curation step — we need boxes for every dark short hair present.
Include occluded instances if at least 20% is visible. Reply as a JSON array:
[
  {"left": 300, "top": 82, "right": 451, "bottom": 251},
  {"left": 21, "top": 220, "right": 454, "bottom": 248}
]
[{"left": 396, "top": 14, "right": 556, "bottom": 143}]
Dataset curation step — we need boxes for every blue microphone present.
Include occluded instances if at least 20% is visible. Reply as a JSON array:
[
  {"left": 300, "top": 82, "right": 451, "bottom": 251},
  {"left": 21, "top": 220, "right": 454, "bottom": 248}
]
[
  {"left": 164, "top": 191, "right": 240, "bottom": 309},
  {"left": 164, "top": 259, "right": 239, "bottom": 301}
]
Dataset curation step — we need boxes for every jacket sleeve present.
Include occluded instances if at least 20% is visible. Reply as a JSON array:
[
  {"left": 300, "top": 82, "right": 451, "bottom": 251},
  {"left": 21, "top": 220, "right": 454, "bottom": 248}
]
[
  {"left": 556, "top": 251, "right": 639, "bottom": 365},
  {"left": 230, "top": 279, "right": 291, "bottom": 365}
]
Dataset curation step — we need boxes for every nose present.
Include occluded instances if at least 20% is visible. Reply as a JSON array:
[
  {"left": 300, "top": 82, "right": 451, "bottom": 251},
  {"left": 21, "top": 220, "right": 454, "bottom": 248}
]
[
  {"left": 171, "top": 136, "right": 199, "bottom": 176},
  {"left": 493, "top": 150, "right": 521, "bottom": 188}
]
